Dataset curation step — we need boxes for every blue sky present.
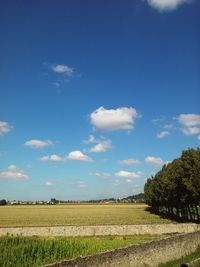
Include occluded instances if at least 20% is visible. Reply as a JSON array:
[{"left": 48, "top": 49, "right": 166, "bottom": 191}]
[{"left": 0, "top": 0, "right": 200, "bottom": 200}]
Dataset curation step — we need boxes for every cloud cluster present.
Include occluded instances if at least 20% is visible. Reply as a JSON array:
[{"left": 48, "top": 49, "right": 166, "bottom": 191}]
[
  {"left": 176, "top": 114, "right": 200, "bottom": 137},
  {"left": 90, "top": 107, "right": 138, "bottom": 132},
  {"left": 0, "top": 165, "right": 29, "bottom": 181},
  {"left": 0, "top": 121, "right": 12, "bottom": 136},
  {"left": 24, "top": 139, "right": 53, "bottom": 149},
  {"left": 40, "top": 150, "right": 93, "bottom": 162},
  {"left": 147, "top": 0, "right": 190, "bottom": 11},
  {"left": 145, "top": 156, "right": 165, "bottom": 167},
  {"left": 118, "top": 158, "right": 140, "bottom": 165}
]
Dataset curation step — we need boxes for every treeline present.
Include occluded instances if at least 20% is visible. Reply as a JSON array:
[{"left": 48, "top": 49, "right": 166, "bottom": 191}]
[{"left": 144, "top": 148, "right": 200, "bottom": 222}]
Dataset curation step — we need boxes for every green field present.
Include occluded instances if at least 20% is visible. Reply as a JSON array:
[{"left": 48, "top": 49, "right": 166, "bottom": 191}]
[
  {"left": 0, "top": 235, "right": 161, "bottom": 267},
  {"left": 0, "top": 204, "right": 173, "bottom": 227}
]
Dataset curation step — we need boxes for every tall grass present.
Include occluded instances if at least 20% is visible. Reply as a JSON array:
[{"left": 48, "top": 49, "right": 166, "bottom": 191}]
[{"left": 0, "top": 235, "right": 160, "bottom": 267}]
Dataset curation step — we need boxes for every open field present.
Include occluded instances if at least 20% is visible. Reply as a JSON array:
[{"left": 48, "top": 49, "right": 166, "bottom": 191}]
[
  {"left": 0, "top": 204, "right": 173, "bottom": 227},
  {"left": 0, "top": 235, "right": 161, "bottom": 267}
]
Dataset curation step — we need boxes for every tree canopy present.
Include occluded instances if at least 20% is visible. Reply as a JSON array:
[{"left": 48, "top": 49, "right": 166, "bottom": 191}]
[{"left": 144, "top": 148, "right": 200, "bottom": 222}]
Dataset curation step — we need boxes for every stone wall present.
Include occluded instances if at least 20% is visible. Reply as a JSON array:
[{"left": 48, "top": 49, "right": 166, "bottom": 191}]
[
  {"left": 43, "top": 231, "right": 200, "bottom": 267},
  {"left": 0, "top": 223, "right": 200, "bottom": 237}
]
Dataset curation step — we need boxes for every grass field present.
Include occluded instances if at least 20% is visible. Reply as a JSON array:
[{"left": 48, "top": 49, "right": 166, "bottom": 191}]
[
  {"left": 0, "top": 204, "right": 173, "bottom": 227},
  {"left": 0, "top": 234, "right": 161, "bottom": 267}
]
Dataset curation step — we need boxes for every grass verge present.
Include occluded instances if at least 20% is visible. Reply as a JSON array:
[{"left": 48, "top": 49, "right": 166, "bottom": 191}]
[
  {"left": 159, "top": 246, "right": 200, "bottom": 267},
  {"left": 0, "top": 234, "right": 161, "bottom": 267}
]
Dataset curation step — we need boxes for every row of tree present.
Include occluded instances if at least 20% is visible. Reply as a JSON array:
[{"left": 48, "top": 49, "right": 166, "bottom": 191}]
[{"left": 144, "top": 148, "right": 200, "bottom": 222}]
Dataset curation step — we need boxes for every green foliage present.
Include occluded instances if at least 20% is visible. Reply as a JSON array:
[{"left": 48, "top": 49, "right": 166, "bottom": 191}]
[
  {"left": 144, "top": 148, "right": 200, "bottom": 221},
  {"left": 0, "top": 199, "right": 7, "bottom": 205},
  {"left": 0, "top": 235, "right": 160, "bottom": 267}
]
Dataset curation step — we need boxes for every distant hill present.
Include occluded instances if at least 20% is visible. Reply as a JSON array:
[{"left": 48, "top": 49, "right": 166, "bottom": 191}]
[{"left": 122, "top": 193, "right": 145, "bottom": 203}]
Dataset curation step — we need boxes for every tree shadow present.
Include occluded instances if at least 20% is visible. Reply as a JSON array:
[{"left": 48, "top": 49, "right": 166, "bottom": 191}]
[{"left": 145, "top": 207, "right": 199, "bottom": 224}]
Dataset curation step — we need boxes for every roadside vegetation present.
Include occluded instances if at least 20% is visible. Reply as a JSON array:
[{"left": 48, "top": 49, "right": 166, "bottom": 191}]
[
  {"left": 159, "top": 245, "right": 200, "bottom": 267},
  {"left": 144, "top": 148, "right": 200, "bottom": 222},
  {"left": 0, "top": 234, "right": 161, "bottom": 267},
  {"left": 0, "top": 204, "right": 173, "bottom": 227}
]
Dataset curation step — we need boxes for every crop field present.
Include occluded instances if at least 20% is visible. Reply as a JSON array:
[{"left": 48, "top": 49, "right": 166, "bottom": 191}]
[
  {"left": 0, "top": 234, "right": 162, "bottom": 267},
  {"left": 0, "top": 204, "right": 173, "bottom": 227}
]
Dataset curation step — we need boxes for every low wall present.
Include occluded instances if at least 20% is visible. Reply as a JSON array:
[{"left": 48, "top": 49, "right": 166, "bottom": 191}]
[
  {"left": 43, "top": 231, "right": 200, "bottom": 267},
  {"left": 0, "top": 223, "right": 200, "bottom": 236}
]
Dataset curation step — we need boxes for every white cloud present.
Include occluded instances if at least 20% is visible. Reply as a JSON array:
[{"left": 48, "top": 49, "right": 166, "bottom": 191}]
[
  {"left": 90, "top": 106, "right": 138, "bottom": 132},
  {"left": 45, "top": 181, "right": 55, "bottom": 186},
  {"left": 39, "top": 154, "right": 64, "bottom": 162},
  {"left": 147, "top": 0, "right": 190, "bottom": 11},
  {"left": 157, "top": 131, "right": 170, "bottom": 139},
  {"left": 51, "top": 64, "right": 74, "bottom": 77},
  {"left": 89, "top": 140, "right": 112, "bottom": 153},
  {"left": 67, "top": 150, "right": 93, "bottom": 162},
  {"left": 89, "top": 172, "right": 112, "bottom": 179},
  {"left": 198, "top": 135, "right": 200, "bottom": 141},
  {"left": 145, "top": 156, "right": 165, "bottom": 167},
  {"left": 182, "top": 127, "right": 200, "bottom": 136},
  {"left": 0, "top": 121, "right": 12, "bottom": 136},
  {"left": 176, "top": 114, "right": 200, "bottom": 136},
  {"left": 115, "top": 170, "right": 143, "bottom": 179},
  {"left": 118, "top": 158, "right": 141, "bottom": 166},
  {"left": 0, "top": 165, "right": 29, "bottom": 181},
  {"left": 177, "top": 114, "right": 200, "bottom": 127},
  {"left": 24, "top": 139, "right": 53, "bottom": 149}
]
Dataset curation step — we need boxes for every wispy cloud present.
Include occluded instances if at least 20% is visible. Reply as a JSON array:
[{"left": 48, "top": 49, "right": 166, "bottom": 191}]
[
  {"left": 89, "top": 172, "right": 112, "bottom": 179},
  {"left": 24, "top": 139, "right": 53, "bottom": 149},
  {"left": 0, "top": 165, "right": 29, "bottom": 181},
  {"left": 153, "top": 117, "right": 173, "bottom": 138},
  {"left": 146, "top": 0, "right": 191, "bottom": 11},
  {"left": 90, "top": 106, "right": 138, "bottom": 132},
  {"left": 157, "top": 131, "right": 170, "bottom": 139},
  {"left": 76, "top": 181, "right": 87, "bottom": 188},
  {"left": 39, "top": 154, "right": 64, "bottom": 162},
  {"left": 145, "top": 156, "right": 166, "bottom": 167},
  {"left": 84, "top": 135, "right": 97, "bottom": 144},
  {"left": 118, "top": 158, "right": 141, "bottom": 166},
  {"left": 115, "top": 170, "right": 143, "bottom": 179},
  {"left": 0, "top": 121, "right": 12, "bottom": 136},
  {"left": 175, "top": 114, "right": 200, "bottom": 136},
  {"left": 89, "top": 139, "right": 112, "bottom": 153},
  {"left": 45, "top": 181, "right": 56, "bottom": 186}
]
